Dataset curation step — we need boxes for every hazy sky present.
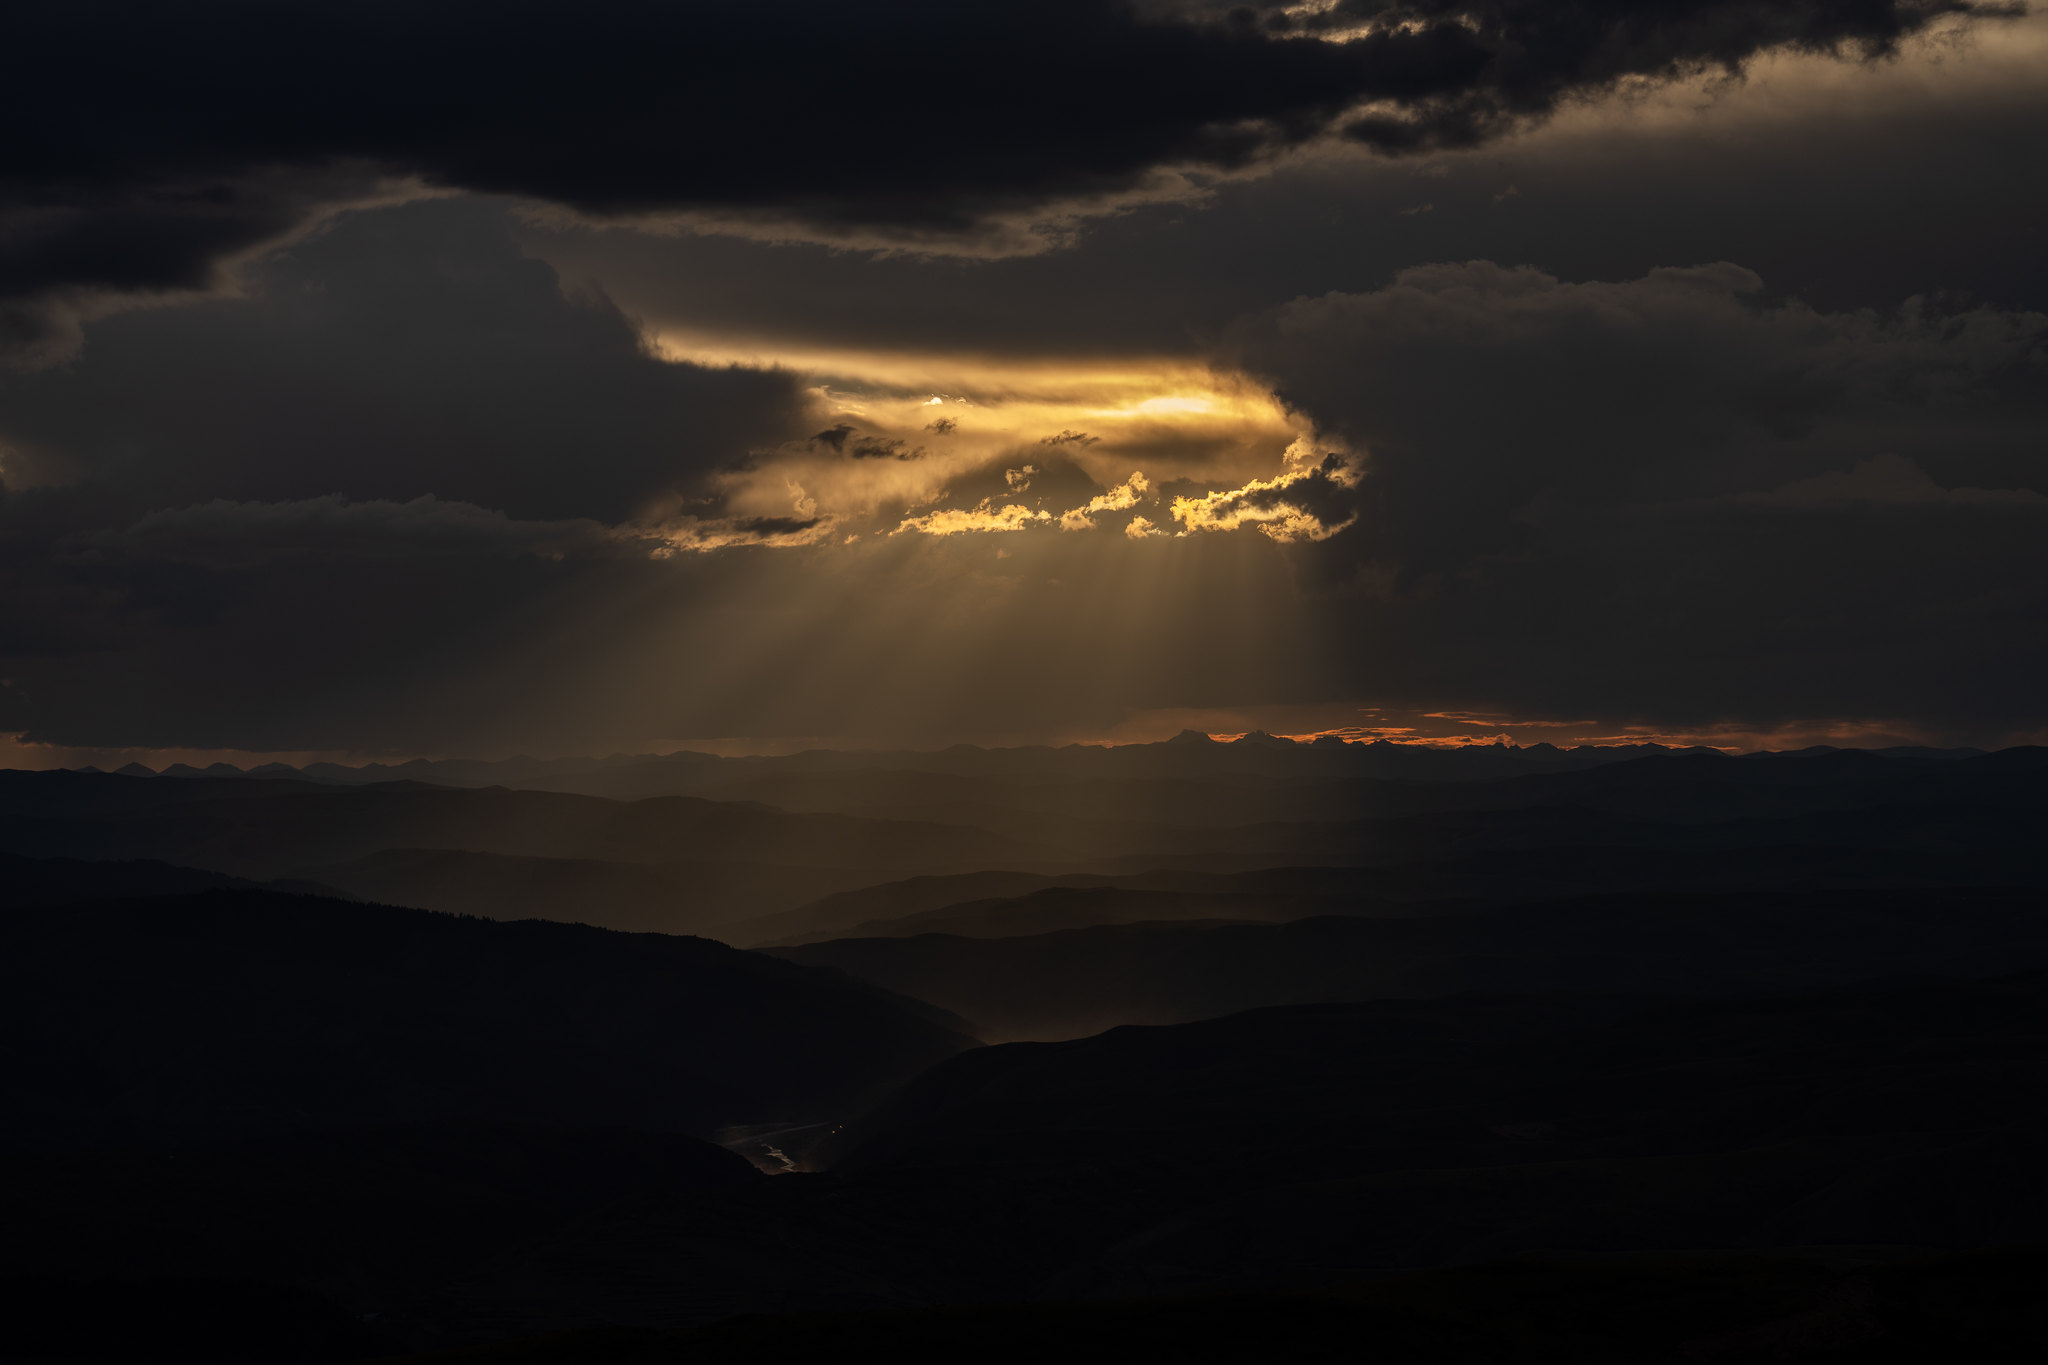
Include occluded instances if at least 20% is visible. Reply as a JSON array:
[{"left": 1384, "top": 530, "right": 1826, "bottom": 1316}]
[{"left": 2, "top": 0, "right": 2044, "bottom": 759}]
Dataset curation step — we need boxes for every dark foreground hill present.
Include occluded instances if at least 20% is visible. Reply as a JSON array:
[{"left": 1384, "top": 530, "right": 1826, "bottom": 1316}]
[
  {"left": 773, "top": 888, "right": 2048, "bottom": 1039},
  {"left": 814, "top": 973, "right": 2048, "bottom": 1300},
  {"left": 0, "top": 852, "right": 296, "bottom": 907},
  {"left": 337, "top": 1248, "right": 2048, "bottom": 1365},
  {"left": 0, "top": 889, "right": 974, "bottom": 1148},
  {"left": 4, "top": 1121, "right": 761, "bottom": 1362},
  {"left": 19, "top": 971, "right": 2048, "bottom": 1358}
]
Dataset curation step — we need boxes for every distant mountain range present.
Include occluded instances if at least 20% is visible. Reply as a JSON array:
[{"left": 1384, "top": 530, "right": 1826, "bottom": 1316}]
[
  {"left": 84, "top": 731, "right": 1932, "bottom": 794},
  {"left": 6, "top": 746, "right": 2042, "bottom": 945},
  {"left": 6, "top": 741, "right": 2047, "bottom": 1360}
]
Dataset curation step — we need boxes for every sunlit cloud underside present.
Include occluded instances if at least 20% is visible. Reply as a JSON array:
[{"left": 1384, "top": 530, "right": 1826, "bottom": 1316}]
[{"left": 643, "top": 334, "right": 1355, "bottom": 551}]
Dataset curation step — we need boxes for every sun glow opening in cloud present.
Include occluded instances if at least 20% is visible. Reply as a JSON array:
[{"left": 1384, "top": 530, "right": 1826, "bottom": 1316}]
[
  {"left": 1114, "top": 395, "right": 1218, "bottom": 417},
  {"left": 643, "top": 330, "right": 1330, "bottom": 551}
]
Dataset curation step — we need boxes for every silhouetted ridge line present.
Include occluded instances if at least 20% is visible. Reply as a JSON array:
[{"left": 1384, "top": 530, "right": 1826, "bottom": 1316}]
[
  {"left": 55, "top": 734, "right": 1790, "bottom": 794},
  {"left": 772, "top": 888, "right": 2048, "bottom": 1040},
  {"left": 0, "top": 888, "right": 974, "bottom": 1150}
]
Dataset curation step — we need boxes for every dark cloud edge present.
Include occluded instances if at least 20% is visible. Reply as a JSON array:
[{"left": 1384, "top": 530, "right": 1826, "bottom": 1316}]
[{"left": 0, "top": 0, "right": 2018, "bottom": 355}]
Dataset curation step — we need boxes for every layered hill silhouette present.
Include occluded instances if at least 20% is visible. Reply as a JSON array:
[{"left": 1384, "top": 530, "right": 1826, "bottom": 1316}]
[
  {"left": 595, "top": 744, "right": 2042, "bottom": 835},
  {"left": 303, "top": 847, "right": 871, "bottom": 935},
  {"left": 1, "top": 889, "right": 974, "bottom": 1148},
  {"left": 6, "top": 749, "right": 2041, "bottom": 950},
  {"left": 122, "top": 731, "right": 1740, "bottom": 796},
  {"left": 749, "top": 844, "right": 2048, "bottom": 946},
  {"left": 8, "top": 742, "right": 2048, "bottom": 1361},
  {"left": 773, "top": 889, "right": 2048, "bottom": 1039}
]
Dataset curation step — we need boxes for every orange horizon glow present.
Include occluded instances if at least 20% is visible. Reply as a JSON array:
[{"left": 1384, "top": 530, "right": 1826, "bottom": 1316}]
[{"left": 5, "top": 711, "right": 2037, "bottom": 775}]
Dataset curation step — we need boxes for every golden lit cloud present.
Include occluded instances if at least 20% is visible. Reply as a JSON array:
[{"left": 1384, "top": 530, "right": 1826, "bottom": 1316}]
[
  {"left": 1059, "top": 471, "right": 1152, "bottom": 530},
  {"left": 651, "top": 334, "right": 1296, "bottom": 473},
  {"left": 1168, "top": 447, "right": 1360, "bottom": 542},
  {"left": 645, "top": 330, "right": 1329, "bottom": 549},
  {"left": 894, "top": 500, "right": 1052, "bottom": 537}
]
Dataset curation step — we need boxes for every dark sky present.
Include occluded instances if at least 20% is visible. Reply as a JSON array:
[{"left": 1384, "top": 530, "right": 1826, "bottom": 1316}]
[{"left": 1, "top": 0, "right": 2044, "bottom": 759}]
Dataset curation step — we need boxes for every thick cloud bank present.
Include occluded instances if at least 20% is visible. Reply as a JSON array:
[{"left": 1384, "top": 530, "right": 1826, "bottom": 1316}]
[
  {"left": 0, "top": 4, "right": 2039, "bottom": 754},
  {"left": 1235, "top": 261, "right": 2048, "bottom": 732},
  {"left": 4, "top": 240, "right": 2044, "bottom": 752},
  {"left": 0, "top": 201, "right": 808, "bottom": 521},
  {"left": 0, "top": 0, "right": 2006, "bottom": 355}
]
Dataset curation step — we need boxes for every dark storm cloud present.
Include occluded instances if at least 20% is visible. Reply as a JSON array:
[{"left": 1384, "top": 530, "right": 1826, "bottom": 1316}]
[
  {"left": 0, "top": 404, "right": 1314, "bottom": 752},
  {"left": 0, "top": 3, "right": 2039, "bottom": 756},
  {"left": 1291, "top": 0, "right": 2019, "bottom": 152},
  {"left": 1169, "top": 452, "right": 1362, "bottom": 541},
  {"left": 806, "top": 425, "right": 922, "bottom": 460},
  {"left": 0, "top": 477, "right": 650, "bottom": 671},
  {"left": 8, "top": 237, "right": 2046, "bottom": 750},
  {"left": 516, "top": 40, "right": 2048, "bottom": 374},
  {"left": 723, "top": 515, "right": 825, "bottom": 537},
  {"left": 1237, "top": 260, "right": 2047, "bottom": 562},
  {"left": 0, "top": 198, "right": 827, "bottom": 751},
  {"left": 0, "top": 166, "right": 402, "bottom": 365},
  {"left": 0, "top": 0, "right": 2006, "bottom": 353},
  {"left": 115, "top": 495, "right": 625, "bottom": 568},
  {"left": 1232, "top": 260, "right": 2048, "bottom": 732},
  {"left": 0, "top": 499, "right": 1327, "bottom": 753},
  {"left": 0, "top": 199, "right": 810, "bottom": 521},
  {"left": 849, "top": 437, "right": 923, "bottom": 461},
  {"left": 0, "top": 486, "right": 658, "bottom": 752}
]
